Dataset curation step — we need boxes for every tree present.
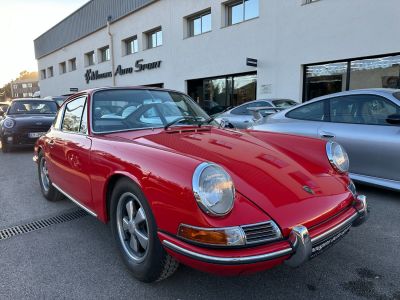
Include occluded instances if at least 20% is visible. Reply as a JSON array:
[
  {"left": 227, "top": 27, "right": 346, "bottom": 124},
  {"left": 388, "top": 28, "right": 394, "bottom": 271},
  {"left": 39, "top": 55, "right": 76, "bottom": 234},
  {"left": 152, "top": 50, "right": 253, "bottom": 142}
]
[
  {"left": 0, "top": 83, "right": 11, "bottom": 101},
  {"left": 17, "top": 70, "right": 38, "bottom": 81}
]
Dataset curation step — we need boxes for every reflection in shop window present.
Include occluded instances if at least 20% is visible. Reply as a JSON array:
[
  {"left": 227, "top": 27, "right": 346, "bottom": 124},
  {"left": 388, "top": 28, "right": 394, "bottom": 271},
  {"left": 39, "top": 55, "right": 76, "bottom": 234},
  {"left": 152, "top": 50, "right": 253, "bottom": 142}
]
[
  {"left": 350, "top": 55, "right": 400, "bottom": 90},
  {"left": 305, "top": 62, "right": 348, "bottom": 101}
]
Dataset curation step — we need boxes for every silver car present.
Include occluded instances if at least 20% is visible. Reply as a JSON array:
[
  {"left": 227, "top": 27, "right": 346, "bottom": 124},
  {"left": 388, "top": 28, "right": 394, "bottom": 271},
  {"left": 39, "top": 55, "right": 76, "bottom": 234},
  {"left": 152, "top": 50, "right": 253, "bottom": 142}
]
[
  {"left": 214, "top": 99, "right": 297, "bottom": 128},
  {"left": 252, "top": 89, "right": 400, "bottom": 190}
]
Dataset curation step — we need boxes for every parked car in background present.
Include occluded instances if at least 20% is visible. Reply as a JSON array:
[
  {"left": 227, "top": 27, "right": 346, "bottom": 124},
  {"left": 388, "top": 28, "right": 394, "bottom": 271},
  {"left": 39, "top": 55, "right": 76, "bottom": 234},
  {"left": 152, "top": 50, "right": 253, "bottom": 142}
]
[
  {"left": 34, "top": 87, "right": 367, "bottom": 283},
  {"left": 215, "top": 99, "right": 297, "bottom": 128},
  {"left": 0, "top": 99, "right": 58, "bottom": 152},
  {"left": 252, "top": 89, "right": 400, "bottom": 190}
]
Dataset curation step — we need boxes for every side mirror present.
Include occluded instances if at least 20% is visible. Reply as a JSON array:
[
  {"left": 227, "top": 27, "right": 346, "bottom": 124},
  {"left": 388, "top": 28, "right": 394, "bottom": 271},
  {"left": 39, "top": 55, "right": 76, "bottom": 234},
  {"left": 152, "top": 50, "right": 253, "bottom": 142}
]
[
  {"left": 219, "top": 118, "right": 235, "bottom": 129},
  {"left": 386, "top": 114, "right": 400, "bottom": 125}
]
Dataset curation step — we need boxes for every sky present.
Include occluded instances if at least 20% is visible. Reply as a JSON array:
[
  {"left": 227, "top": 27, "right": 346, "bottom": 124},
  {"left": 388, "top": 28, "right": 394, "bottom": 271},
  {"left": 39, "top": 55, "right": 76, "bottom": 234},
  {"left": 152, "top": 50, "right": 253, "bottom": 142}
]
[{"left": 0, "top": 0, "right": 89, "bottom": 86}]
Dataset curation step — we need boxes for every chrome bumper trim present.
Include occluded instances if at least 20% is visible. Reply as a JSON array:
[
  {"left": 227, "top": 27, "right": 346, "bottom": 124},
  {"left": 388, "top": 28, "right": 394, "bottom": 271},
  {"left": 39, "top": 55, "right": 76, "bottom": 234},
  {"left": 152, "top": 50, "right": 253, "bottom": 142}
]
[
  {"left": 311, "top": 212, "right": 358, "bottom": 244},
  {"left": 162, "top": 240, "right": 293, "bottom": 265},
  {"left": 53, "top": 183, "right": 97, "bottom": 217}
]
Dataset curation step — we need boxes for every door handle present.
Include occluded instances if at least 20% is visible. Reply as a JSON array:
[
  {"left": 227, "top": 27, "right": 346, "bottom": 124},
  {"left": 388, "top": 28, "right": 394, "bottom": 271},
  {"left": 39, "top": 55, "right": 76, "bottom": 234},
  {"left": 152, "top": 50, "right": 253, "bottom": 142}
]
[{"left": 319, "top": 131, "right": 335, "bottom": 139}]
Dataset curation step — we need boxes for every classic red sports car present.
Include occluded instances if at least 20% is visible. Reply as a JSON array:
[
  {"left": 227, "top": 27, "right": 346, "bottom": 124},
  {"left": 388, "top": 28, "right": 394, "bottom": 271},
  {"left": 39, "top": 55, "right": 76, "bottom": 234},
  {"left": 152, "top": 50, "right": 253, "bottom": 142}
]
[{"left": 34, "top": 87, "right": 368, "bottom": 282}]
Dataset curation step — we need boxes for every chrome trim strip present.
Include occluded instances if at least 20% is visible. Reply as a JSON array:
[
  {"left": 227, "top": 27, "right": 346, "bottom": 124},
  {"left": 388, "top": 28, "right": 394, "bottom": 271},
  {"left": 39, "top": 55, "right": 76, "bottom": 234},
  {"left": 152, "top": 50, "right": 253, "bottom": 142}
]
[
  {"left": 350, "top": 173, "right": 400, "bottom": 191},
  {"left": 311, "top": 212, "right": 358, "bottom": 244},
  {"left": 162, "top": 240, "right": 293, "bottom": 265},
  {"left": 52, "top": 183, "right": 97, "bottom": 217}
]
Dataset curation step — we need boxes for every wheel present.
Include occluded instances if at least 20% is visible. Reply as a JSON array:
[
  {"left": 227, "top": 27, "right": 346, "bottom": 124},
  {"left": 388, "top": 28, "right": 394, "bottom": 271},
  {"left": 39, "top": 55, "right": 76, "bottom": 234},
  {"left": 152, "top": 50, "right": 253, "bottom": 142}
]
[
  {"left": 110, "top": 178, "right": 179, "bottom": 283},
  {"left": 38, "top": 151, "right": 63, "bottom": 201}
]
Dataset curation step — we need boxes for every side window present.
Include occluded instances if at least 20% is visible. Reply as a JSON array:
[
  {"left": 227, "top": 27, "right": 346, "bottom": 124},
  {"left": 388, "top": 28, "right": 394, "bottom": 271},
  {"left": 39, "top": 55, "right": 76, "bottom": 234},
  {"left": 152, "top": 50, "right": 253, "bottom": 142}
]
[
  {"left": 53, "top": 107, "right": 64, "bottom": 130},
  {"left": 286, "top": 100, "right": 326, "bottom": 121},
  {"left": 355, "top": 95, "right": 399, "bottom": 126},
  {"left": 62, "top": 97, "right": 86, "bottom": 133}
]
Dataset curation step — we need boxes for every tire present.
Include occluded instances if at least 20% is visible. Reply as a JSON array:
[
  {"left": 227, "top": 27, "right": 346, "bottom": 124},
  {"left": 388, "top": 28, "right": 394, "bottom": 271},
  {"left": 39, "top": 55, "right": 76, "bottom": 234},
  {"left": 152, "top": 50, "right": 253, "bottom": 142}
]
[
  {"left": 110, "top": 178, "right": 179, "bottom": 283},
  {"left": 38, "top": 151, "right": 64, "bottom": 202}
]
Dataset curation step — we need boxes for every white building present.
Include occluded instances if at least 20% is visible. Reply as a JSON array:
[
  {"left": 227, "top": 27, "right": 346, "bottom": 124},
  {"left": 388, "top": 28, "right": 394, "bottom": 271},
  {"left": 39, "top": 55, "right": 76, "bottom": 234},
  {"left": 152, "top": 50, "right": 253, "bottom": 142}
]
[{"left": 35, "top": 0, "right": 400, "bottom": 113}]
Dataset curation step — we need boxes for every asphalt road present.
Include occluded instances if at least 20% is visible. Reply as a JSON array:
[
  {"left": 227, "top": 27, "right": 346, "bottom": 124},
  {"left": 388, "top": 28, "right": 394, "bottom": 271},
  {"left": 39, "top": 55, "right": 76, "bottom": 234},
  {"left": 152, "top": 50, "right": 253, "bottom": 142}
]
[{"left": 0, "top": 149, "right": 399, "bottom": 300}]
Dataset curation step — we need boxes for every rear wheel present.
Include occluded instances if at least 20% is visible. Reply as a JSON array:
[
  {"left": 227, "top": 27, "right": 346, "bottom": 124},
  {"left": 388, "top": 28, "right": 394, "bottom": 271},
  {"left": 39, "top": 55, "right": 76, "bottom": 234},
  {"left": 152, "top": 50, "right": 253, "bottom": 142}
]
[
  {"left": 38, "top": 151, "right": 63, "bottom": 201},
  {"left": 110, "top": 178, "right": 179, "bottom": 282}
]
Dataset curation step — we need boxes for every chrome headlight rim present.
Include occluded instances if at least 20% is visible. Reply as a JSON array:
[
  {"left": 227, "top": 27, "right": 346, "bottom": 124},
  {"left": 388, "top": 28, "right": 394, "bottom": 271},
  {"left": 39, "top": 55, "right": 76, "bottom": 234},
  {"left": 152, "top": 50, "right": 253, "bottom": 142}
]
[
  {"left": 326, "top": 141, "right": 349, "bottom": 173},
  {"left": 3, "top": 118, "right": 15, "bottom": 129},
  {"left": 192, "top": 162, "right": 235, "bottom": 217}
]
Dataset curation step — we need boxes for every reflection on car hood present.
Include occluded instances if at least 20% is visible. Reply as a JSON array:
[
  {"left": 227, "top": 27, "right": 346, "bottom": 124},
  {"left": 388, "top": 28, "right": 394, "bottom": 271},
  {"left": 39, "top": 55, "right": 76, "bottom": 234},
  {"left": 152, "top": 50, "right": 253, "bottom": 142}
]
[{"left": 115, "top": 128, "right": 353, "bottom": 234}]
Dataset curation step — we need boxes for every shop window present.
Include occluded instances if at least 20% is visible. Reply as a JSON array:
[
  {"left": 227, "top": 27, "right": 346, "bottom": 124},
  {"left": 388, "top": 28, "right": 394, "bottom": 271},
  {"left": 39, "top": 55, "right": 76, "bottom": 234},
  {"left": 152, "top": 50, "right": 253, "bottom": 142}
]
[
  {"left": 187, "top": 10, "right": 211, "bottom": 37},
  {"left": 85, "top": 51, "right": 95, "bottom": 66},
  {"left": 99, "top": 46, "right": 110, "bottom": 63},
  {"left": 304, "top": 62, "right": 348, "bottom": 101},
  {"left": 146, "top": 28, "right": 163, "bottom": 49},
  {"left": 124, "top": 36, "right": 138, "bottom": 55},
  {"left": 350, "top": 55, "right": 400, "bottom": 90},
  {"left": 69, "top": 58, "right": 77, "bottom": 71},
  {"left": 59, "top": 62, "right": 67, "bottom": 74},
  {"left": 226, "top": 0, "right": 259, "bottom": 26}
]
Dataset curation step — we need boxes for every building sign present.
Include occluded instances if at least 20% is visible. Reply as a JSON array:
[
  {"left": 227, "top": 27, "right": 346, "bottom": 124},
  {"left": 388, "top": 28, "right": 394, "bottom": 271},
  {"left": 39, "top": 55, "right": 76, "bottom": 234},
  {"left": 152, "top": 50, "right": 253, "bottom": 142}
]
[
  {"left": 246, "top": 58, "right": 258, "bottom": 67},
  {"left": 84, "top": 59, "right": 162, "bottom": 84}
]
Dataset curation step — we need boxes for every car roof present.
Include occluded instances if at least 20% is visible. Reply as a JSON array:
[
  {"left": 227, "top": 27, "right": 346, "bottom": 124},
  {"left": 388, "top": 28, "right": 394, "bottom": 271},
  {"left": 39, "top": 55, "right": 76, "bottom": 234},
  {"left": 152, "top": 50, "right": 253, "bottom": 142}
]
[
  {"left": 78, "top": 86, "right": 184, "bottom": 96},
  {"left": 310, "top": 88, "right": 400, "bottom": 102},
  {"left": 11, "top": 98, "right": 56, "bottom": 102}
]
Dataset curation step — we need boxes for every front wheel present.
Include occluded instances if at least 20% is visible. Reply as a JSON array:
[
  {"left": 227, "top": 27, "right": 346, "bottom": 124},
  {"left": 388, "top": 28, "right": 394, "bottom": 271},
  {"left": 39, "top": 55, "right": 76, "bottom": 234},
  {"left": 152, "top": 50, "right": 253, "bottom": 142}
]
[
  {"left": 38, "top": 151, "right": 63, "bottom": 201},
  {"left": 110, "top": 178, "right": 179, "bottom": 282}
]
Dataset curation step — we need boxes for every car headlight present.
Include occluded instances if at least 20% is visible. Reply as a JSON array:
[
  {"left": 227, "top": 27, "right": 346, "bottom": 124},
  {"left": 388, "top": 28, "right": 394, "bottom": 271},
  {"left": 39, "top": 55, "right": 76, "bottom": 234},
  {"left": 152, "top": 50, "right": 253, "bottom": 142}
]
[
  {"left": 326, "top": 141, "right": 349, "bottom": 173},
  {"left": 192, "top": 162, "right": 235, "bottom": 217},
  {"left": 3, "top": 118, "right": 15, "bottom": 129}
]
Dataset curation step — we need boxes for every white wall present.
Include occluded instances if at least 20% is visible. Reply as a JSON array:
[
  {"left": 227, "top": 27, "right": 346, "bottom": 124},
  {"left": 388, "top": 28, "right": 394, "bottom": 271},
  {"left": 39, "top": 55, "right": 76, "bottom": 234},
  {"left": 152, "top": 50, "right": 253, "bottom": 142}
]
[{"left": 37, "top": 0, "right": 400, "bottom": 102}]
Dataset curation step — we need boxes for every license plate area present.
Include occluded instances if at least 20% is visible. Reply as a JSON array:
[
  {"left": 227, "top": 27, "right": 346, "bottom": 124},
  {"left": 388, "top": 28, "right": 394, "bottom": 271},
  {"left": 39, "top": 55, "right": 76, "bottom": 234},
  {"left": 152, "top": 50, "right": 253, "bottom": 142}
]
[
  {"left": 28, "top": 132, "right": 46, "bottom": 138},
  {"left": 311, "top": 226, "right": 351, "bottom": 259}
]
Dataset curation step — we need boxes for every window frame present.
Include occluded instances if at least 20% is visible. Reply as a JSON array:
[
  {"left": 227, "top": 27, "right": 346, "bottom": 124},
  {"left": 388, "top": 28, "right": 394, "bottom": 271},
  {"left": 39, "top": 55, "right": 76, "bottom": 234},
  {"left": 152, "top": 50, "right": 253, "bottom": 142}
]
[
  {"left": 85, "top": 51, "right": 95, "bottom": 66},
  {"left": 59, "top": 62, "right": 67, "bottom": 75},
  {"left": 124, "top": 36, "right": 139, "bottom": 55},
  {"left": 187, "top": 9, "right": 212, "bottom": 37},
  {"left": 61, "top": 96, "right": 88, "bottom": 135},
  {"left": 147, "top": 27, "right": 163, "bottom": 49},
  {"left": 68, "top": 58, "right": 77, "bottom": 72},
  {"left": 99, "top": 46, "right": 110, "bottom": 63},
  {"left": 226, "top": 0, "right": 259, "bottom": 26}
]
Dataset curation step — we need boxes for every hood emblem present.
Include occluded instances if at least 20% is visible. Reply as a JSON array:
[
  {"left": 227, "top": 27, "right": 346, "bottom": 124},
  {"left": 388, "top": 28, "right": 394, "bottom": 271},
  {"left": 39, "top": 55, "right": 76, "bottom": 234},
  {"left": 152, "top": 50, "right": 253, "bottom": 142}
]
[{"left": 303, "top": 186, "right": 315, "bottom": 195}]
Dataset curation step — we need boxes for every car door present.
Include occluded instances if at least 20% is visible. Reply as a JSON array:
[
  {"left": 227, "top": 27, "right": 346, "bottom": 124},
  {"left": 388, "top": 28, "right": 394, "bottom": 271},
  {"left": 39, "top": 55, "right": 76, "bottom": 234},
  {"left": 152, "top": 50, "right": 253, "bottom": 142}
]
[
  {"left": 269, "top": 99, "right": 328, "bottom": 138},
  {"left": 318, "top": 94, "right": 400, "bottom": 181},
  {"left": 48, "top": 96, "right": 94, "bottom": 210}
]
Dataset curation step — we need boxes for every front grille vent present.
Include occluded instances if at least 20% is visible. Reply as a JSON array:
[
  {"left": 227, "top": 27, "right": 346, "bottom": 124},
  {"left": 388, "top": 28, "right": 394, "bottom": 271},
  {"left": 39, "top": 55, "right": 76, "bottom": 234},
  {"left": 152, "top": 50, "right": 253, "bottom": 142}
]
[
  {"left": 0, "top": 209, "right": 87, "bottom": 241},
  {"left": 241, "top": 221, "right": 282, "bottom": 245}
]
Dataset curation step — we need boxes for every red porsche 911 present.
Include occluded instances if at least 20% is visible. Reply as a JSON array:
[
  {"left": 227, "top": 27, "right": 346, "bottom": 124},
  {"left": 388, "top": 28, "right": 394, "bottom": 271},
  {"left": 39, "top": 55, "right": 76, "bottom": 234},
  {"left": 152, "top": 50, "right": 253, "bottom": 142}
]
[{"left": 34, "top": 87, "right": 368, "bottom": 282}]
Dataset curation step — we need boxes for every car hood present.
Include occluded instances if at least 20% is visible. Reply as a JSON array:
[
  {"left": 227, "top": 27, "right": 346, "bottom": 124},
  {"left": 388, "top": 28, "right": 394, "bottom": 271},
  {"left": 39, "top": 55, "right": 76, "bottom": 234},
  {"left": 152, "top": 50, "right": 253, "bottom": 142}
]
[{"left": 114, "top": 127, "right": 353, "bottom": 234}]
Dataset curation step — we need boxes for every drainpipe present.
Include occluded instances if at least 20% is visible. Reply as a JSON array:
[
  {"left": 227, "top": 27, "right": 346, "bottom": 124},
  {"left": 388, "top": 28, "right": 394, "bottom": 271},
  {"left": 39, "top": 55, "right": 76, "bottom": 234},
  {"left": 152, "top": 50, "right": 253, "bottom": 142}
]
[{"left": 107, "top": 16, "right": 116, "bottom": 86}]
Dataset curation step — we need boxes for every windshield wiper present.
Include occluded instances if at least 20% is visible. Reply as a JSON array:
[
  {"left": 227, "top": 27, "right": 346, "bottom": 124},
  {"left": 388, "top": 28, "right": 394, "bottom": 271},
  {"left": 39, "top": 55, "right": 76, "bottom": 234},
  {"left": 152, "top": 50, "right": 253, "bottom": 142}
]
[{"left": 164, "top": 116, "right": 198, "bottom": 130}]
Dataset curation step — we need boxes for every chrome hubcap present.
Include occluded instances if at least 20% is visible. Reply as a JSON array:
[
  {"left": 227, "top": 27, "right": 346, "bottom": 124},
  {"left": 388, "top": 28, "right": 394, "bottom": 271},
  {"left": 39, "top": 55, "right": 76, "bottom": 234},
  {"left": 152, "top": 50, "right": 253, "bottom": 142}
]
[
  {"left": 117, "top": 192, "right": 149, "bottom": 262},
  {"left": 40, "top": 158, "right": 50, "bottom": 192}
]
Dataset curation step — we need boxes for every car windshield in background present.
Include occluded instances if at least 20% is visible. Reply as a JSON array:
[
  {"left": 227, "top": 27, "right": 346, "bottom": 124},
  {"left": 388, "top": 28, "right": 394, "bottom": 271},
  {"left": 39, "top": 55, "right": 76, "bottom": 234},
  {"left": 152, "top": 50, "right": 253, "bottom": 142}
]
[
  {"left": 8, "top": 101, "right": 58, "bottom": 115},
  {"left": 393, "top": 92, "right": 400, "bottom": 101},
  {"left": 92, "top": 89, "right": 210, "bottom": 132},
  {"left": 272, "top": 99, "right": 297, "bottom": 108}
]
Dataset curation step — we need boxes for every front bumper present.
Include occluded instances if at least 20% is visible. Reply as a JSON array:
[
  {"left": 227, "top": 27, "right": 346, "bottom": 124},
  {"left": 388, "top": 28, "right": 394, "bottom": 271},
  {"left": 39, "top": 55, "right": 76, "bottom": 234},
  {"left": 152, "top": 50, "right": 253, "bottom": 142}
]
[
  {"left": 1, "top": 131, "right": 40, "bottom": 147},
  {"left": 161, "top": 195, "right": 368, "bottom": 273}
]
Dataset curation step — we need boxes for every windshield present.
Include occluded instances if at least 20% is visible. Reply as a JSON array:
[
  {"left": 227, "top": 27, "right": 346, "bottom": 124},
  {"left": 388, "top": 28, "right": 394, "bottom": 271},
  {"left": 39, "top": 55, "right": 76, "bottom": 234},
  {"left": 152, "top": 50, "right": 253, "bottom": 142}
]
[
  {"left": 92, "top": 89, "right": 210, "bottom": 132},
  {"left": 8, "top": 101, "right": 58, "bottom": 115},
  {"left": 272, "top": 99, "right": 297, "bottom": 108}
]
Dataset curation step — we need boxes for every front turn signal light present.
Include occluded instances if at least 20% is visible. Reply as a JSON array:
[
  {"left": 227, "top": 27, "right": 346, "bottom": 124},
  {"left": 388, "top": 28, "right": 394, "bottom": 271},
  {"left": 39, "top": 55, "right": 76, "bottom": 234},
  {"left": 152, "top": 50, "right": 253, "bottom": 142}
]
[{"left": 178, "top": 224, "right": 246, "bottom": 247}]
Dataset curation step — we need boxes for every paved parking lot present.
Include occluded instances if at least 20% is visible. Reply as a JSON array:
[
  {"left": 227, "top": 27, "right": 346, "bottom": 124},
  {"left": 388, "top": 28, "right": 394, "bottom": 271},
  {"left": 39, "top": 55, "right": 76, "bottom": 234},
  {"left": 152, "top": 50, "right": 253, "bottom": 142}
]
[{"left": 0, "top": 149, "right": 399, "bottom": 300}]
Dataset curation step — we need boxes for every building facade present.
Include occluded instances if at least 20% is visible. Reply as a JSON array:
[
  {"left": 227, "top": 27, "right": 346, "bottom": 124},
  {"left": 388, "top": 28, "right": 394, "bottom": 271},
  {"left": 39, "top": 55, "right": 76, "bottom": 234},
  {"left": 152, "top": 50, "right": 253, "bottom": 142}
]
[
  {"left": 11, "top": 79, "right": 39, "bottom": 99},
  {"left": 34, "top": 0, "right": 400, "bottom": 112}
]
